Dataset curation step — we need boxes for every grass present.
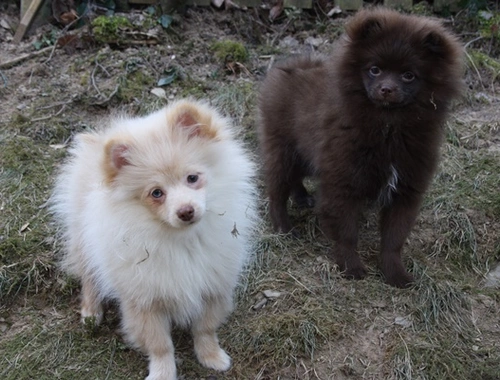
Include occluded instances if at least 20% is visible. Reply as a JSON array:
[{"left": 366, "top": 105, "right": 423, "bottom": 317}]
[
  {"left": 387, "top": 263, "right": 495, "bottom": 380},
  {"left": 421, "top": 120, "right": 500, "bottom": 279},
  {"left": 0, "top": 308, "right": 146, "bottom": 380},
  {"left": 391, "top": 334, "right": 499, "bottom": 380},
  {"left": 411, "top": 263, "right": 472, "bottom": 333},
  {"left": 1, "top": 6, "right": 499, "bottom": 380},
  {"left": 0, "top": 132, "right": 61, "bottom": 302}
]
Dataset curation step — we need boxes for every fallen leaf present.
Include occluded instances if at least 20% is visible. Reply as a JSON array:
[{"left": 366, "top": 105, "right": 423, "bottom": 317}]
[
  {"left": 0, "top": 19, "right": 11, "bottom": 30},
  {"left": 252, "top": 297, "right": 268, "bottom": 310},
  {"left": 269, "top": 4, "right": 283, "bottom": 22},
  {"left": 327, "top": 6, "right": 342, "bottom": 17},
  {"left": 159, "top": 14, "right": 173, "bottom": 29},
  {"left": 211, "top": 0, "right": 225, "bottom": 8},
  {"left": 20, "top": 222, "right": 30, "bottom": 233},
  {"left": 394, "top": 316, "right": 412, "bottom": 328},
  {"left": 157, "top": 67, "right": 177, "bottom": 87},
  {"left": 0, "top": 321, "right": 9, "bottom": 333},
  {"left": 150, "top": 87, "right": 167, "bottom": 99},
  {"left": 263, "top": 289, "right": 281, "bottom": 299},
  {"left": 50, "top": 144, "right": 67, "bottom": 149}
]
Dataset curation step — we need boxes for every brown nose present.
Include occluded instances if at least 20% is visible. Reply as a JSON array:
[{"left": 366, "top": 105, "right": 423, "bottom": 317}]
[{"left": 177, "top": 205, "right": 194, "bottom": 222}]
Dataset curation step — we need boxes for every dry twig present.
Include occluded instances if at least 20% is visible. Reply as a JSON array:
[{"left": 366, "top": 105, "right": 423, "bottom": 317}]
[
  {"left": 0, "top": 46, "right": 54, "bottom": 69},
  {"left": 31, "top": 104, "right": 67, "bottom": 122}
]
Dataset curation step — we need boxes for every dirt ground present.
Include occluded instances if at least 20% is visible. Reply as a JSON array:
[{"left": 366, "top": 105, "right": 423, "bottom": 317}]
[{"left": 1, "top": 2, "right": 499, "bottom": 380}]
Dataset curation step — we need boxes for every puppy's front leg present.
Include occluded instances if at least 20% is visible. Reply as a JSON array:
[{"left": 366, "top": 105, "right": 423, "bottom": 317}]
[
  {"left": 120, "top": 301, "right": 176, "bottom": 380},
  {"left": 319, "top": 193, "right": 366, "bottom": 279},
  {"left": 379, "top": 193, "right": 422, "bottom": 288},
  {"left": 80, "top": 273, "right": 104, "bottom": 325},
  {"left": 192, "top": 295, "right": 232, "bottom": 372}
]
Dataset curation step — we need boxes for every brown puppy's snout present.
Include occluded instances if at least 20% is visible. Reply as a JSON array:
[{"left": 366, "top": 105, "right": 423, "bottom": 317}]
[
  {"left": 378, "top": 78, "right": 398, "bottom": 97},
  {"left": 375, "top": 79, "right": 403, "bottom": 104},
  {"left": 177, "top": 205, "right": 195, "bottom": 222},
  {"left": 380, "top": 85, "right": 394, "bottom": 96}
]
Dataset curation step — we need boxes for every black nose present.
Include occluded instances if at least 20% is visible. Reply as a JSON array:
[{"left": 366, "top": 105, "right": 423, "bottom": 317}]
[
  {"left": 380, "top": 86, "right": 393, "bottom": 95},
  {"left": 177, "top": 205, "right": 194, "bottom": 222}
]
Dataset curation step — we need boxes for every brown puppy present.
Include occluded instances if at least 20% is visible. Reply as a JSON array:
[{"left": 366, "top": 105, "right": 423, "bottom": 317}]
[{"left": 257, "top": 8, "right": 463, "bottom": 288}]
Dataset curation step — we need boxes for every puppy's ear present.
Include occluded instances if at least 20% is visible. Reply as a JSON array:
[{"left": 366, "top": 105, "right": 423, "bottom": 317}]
[
  {"left": 423, "top": 30, "right": 447, "bottom": 57},
  {"left": 346, "top": 15, "right": 383, "bottom": 42},
  {"left": 103, "top": 140, "right": 131, "bottom": 184},
  {"left": 173, "top": 103, "right": 218, "bottom": 140}
]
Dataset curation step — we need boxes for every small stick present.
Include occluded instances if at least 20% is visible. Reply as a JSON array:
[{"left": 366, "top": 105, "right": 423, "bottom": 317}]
[
  {"left": 0, "top": 46, "right": 53, "bottom": 69},
  {"left": 31, "top": 104, "right": 67, "bottom": 122},
  {"left": 37, "top": 99, "right": 74, "bottom": 110}
]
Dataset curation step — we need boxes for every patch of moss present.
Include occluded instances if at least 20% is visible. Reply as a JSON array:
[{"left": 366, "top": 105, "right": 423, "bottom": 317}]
[
  {"left": 410, "top": 1, "right": 433, "bottom": 16},
  {"left": 80, "top": 72, "right": 89, "bottom": 87},
  {"left": 478, "top": 11, "right": 500, "bottom": 39},
  {"left": 255, "top": 44, "right": 282, "bottom": 56},
  {"left": 211, "top": 40, "right": 249, "bottom": 63},
  {"left": 1, "top": 136, "right": 45, "bottom": 172},
  {"left": 91, "top": 15, "right": 132, "bottom": 45},
  {"left": 179, "top": 82, "right": 209, "bottom": 99},
  {"left": 117, "top": 70, "right": 155, "bottom": 103},
  {"left": 467, "top": 50, "right": 500, "bottom": 79}
]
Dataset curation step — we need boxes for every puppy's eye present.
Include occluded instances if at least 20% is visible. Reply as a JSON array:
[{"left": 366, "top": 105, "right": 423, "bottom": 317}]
[
  {"left": 187, "top": 174, "right": 198, "bottom": 184},
  {"left": 402, "top": 72, "right": 415, "bottom": 82},
  {"left": 369, "top": 66, "right": 381, "bottom": 76},
  {"left": 151, "top": 188, "right": 164, "bottom": 198}
]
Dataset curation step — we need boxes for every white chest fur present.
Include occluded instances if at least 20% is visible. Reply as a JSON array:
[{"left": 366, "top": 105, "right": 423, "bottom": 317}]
[{"left": 379, "top": 164, "right": 399, "bottom": 205}]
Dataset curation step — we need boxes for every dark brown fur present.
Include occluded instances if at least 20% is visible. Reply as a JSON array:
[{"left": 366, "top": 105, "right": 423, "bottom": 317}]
[{"left": 257, "top": 8, "right": 464, "bottom": 288}]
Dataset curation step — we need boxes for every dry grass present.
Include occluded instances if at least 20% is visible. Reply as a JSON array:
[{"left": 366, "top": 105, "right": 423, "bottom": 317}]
[{"left": 1, "top": 6, "right": 499, "bottom": 380}]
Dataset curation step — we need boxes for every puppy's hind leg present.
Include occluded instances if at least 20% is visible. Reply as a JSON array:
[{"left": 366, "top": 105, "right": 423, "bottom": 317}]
[
  {"left": 264, "top": 144, "right": 295, "bottom": 233},
  {"left": 290, "top": 160, "right": 314, "bottom": 209},
  {"left": 120, "top": 300, "right": 176, "bottom": 380},
  {"left": 192, "top": 294, "right": 232, "bottom": 372}
]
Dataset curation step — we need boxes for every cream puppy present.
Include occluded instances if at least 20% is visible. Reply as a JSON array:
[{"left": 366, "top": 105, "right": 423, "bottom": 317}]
[{"left": 51, "top": 99, "right": 257, "bottom": 380}]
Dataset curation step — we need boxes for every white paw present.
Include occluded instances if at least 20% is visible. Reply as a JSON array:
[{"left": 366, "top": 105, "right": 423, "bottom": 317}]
[
  {"left": 80, "top": 308, "right": 103, "bottom": 326},
  {"left": 145, "top": 354, "right": 177, "bottom": 380},
  {"left": 145, "top": 373, "right": 176, "bottom": 380},
  {"left": 197, "top": 348, "right": 232, "bottom": 372}
]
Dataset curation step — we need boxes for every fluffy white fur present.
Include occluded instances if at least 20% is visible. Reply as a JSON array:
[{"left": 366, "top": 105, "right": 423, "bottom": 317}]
[{"left": 51, "top": 99, "right": 257, "bottom": 380}]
